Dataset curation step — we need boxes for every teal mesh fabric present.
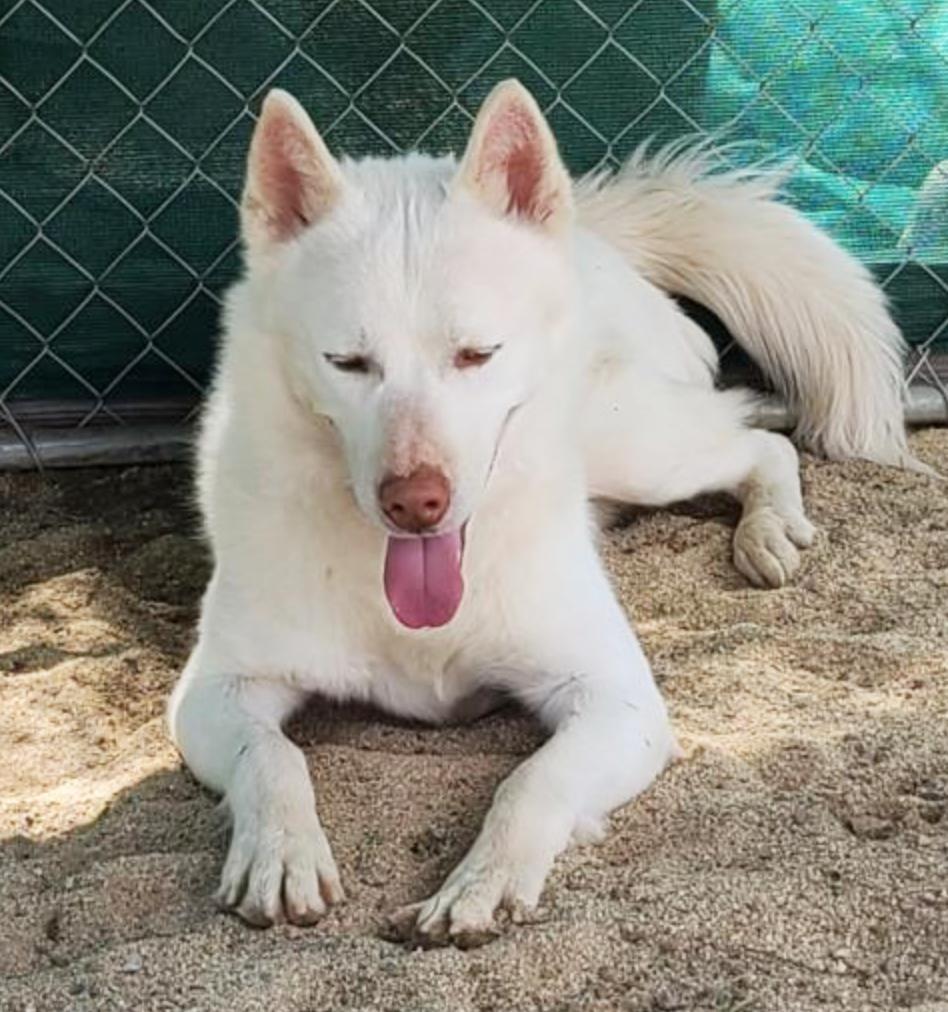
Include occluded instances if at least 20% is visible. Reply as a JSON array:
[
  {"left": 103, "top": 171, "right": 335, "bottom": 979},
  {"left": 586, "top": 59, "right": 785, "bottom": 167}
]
[{"left": 0, "top": 0, "right": 946, "bottom": 425}]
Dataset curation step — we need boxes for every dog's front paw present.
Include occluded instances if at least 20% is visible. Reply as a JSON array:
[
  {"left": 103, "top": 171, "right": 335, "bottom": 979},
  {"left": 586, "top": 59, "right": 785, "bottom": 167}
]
[
  {"left": 733, "top": 505, "right": 814, "bottom": 588},
  {"left": 385, "top": 866, "right": 528, "bottom": 949},
  {"left": 217, "top": 806, "right": 345, "bottom": 927},
  {"left": 384, "top": 821, "right": 558, "bottom": 949}
]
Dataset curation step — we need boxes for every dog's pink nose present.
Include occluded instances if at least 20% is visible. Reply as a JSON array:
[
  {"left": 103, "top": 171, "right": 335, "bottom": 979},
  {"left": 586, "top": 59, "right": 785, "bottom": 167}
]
[{"left": 379, "top": 465, "right": 450, "bottom": 533}]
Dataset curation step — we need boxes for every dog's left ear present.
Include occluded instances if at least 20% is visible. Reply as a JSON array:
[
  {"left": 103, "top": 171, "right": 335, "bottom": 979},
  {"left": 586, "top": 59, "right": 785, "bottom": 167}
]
[
  {"left": 455, "top": 79, "right": 573, "bottom": 232},
  {"left": 241, "top": 89, "right": 344, "bottom": 257}
]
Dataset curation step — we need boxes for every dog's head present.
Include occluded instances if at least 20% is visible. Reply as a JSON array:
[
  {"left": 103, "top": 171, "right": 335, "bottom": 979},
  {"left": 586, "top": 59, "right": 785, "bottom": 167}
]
[{"left": 240, "top": 81, "right": 575, "bottom": 629}]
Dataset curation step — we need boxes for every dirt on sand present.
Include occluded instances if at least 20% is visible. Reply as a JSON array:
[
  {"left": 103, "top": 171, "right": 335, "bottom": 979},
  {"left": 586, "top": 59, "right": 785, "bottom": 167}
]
[{"left": 0, "top": 430, "right": 946, "bottom": 1012}]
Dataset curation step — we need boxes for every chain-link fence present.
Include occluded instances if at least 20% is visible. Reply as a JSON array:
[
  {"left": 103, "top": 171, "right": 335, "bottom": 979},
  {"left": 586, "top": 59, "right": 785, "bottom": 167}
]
[{"left": 1, "top": 0, "right": 946, "bottom": 466}]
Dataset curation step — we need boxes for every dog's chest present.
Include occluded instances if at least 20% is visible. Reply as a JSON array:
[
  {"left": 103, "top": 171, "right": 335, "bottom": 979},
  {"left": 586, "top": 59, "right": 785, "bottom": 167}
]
[{"left": 360, "top": 634, "right": 491, "bottom": 722}]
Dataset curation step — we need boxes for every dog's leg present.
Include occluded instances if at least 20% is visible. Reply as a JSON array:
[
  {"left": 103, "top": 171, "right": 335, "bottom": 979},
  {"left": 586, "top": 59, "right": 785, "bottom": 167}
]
[
  {"left": 388, "top": 582, "right": 676, "bottom": 948},
  {"left": 388, "top": 685, "right": 673, "bottom": 948},
  {"left": 729, "top": 431, "right": 816, "bottom": 587},
  {"left": 168, "top": 665, "right": 344, "bottom": 926},
  {"left": 585, "top": 371, "right": 815, "bottom": 587}
]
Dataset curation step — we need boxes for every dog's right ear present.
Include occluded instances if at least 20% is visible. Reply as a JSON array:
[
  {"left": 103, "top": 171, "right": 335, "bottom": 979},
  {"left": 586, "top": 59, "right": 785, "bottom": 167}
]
[
  {"left": 455, "top": 79, "right": 572, "bottom": 232},
  {"left": 241, "top": 89, "right": 343, "bottom": 256}
]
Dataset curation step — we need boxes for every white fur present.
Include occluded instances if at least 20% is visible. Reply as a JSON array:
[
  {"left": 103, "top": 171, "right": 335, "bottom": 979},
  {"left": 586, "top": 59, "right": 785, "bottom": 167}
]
[
  {"left": 169, "top": 81, "right": 908, "bottom": 946},
  {"left": 576, "top": 140, "right": 917, "bottom": 468}
]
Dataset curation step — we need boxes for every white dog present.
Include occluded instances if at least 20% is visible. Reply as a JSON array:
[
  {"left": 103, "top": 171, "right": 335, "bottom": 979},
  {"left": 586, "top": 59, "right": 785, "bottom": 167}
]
[{"left": 168, "top": 80, "right": 912, "bottom": 947}]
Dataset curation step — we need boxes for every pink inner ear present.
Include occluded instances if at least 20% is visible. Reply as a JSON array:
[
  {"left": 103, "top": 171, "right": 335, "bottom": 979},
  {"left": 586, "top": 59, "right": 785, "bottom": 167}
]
[
  {"left": 256, "top": 114, "right": 315, "bottom": 241},
  {"left": 481, "top": 104, "right": 548, "bottom": 222}
]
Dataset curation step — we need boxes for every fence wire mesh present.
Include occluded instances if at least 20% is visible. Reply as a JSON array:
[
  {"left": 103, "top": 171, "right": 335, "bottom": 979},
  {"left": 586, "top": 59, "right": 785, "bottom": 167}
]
[{"left": 1, "top": 0, "right": 947, "bottom": 463}]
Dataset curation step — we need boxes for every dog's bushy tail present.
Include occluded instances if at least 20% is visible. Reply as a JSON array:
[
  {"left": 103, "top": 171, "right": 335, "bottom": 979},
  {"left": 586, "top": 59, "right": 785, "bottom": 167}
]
[{"left": 576, "top": 141, "right": 917, "bottom": 468}]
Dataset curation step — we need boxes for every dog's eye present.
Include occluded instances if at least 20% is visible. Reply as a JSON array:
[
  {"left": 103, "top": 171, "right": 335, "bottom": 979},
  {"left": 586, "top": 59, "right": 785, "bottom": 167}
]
[
  {"left": 324, "top": 353, "right": 375, "bottom": 375},
  {"left": 454, "top": 345, "right": 501, "bottom": 370}
]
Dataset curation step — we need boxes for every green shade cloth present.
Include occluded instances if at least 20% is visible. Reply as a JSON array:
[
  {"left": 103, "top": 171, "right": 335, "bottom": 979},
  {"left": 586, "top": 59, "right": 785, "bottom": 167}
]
[{"left": 1, "top": 0, "right": 946, "bottom": 423}]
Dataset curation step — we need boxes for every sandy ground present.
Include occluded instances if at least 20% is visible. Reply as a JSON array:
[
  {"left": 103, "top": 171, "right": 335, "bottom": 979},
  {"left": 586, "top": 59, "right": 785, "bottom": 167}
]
[{"left": 0, "top": 430, "right": 946, "bottom": 1012}]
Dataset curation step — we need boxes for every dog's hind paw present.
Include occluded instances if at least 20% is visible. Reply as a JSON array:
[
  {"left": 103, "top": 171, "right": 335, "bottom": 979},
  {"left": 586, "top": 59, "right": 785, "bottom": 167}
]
[
  {"left": 733, "top": 505, "right": 814, "bottom": 588},
  {"left": 216, "top": 807, "right": 345, "bottom": 927}
]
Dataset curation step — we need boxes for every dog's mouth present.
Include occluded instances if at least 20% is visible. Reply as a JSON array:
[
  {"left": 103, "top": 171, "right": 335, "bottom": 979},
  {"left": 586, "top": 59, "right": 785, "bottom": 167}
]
[
  {"left": 379, "top": 400, "right": 523, "bottom": 630},
  {"left": 383, "top": 525, "right": 466, "bottom": 630}
]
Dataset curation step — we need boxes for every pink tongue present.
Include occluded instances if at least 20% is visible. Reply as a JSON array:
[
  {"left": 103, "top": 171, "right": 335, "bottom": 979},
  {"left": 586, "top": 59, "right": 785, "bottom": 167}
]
[{"left": 384, "top": 531, "right": 464, "bottom": 629}]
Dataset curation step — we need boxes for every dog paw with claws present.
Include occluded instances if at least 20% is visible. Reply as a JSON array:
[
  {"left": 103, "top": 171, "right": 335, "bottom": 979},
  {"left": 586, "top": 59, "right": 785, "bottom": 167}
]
[
  {"left": 382, "top": 823, "right": 559, "bottom": 949},
  {"left": 384, "top": 881, "right": 547, "bottom": 950},
  {"left": 217, "top": 806, "right": 345, "bottom": 927},
  {"left": 733, "top": 505, "right": 815, "bottom": 588}
]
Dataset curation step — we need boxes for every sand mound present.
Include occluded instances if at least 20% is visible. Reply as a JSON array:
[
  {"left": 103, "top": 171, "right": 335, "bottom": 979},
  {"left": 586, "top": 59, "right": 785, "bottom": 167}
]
[{"left": 1, "top": 430, "right": 946, "bottom": 1011}]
